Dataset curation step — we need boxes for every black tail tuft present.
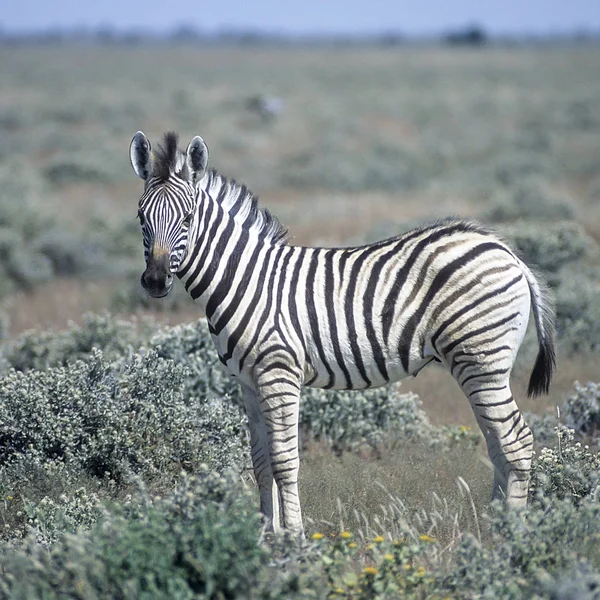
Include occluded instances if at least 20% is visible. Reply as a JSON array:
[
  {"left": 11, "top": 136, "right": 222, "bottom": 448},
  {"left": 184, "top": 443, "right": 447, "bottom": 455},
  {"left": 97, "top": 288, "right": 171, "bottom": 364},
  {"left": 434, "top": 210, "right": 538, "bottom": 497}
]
[
  {"left": 524, "top": 265, "right": 556, "bottom": 398},
  {"left": 527, "top": 339, "right": 556, "bottom": 397}
]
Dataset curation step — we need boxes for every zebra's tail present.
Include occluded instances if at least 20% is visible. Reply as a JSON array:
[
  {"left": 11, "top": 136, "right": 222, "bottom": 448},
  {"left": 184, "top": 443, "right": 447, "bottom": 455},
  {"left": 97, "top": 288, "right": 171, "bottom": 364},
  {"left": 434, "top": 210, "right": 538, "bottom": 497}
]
[{"left": 523, "top": 265, "right": 557, "bottom": 397}]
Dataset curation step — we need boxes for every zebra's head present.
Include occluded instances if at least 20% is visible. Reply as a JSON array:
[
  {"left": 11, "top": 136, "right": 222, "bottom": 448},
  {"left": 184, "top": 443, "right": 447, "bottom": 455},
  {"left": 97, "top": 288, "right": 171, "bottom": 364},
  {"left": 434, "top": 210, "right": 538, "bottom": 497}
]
[{"left": 129, "top": 131, "right": 208, "bottom": 298}]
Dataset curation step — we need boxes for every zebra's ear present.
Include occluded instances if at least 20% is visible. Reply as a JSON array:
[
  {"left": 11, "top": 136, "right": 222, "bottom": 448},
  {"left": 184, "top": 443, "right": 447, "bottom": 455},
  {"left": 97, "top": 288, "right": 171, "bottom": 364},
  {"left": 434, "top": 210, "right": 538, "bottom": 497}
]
[
  {"left": 186, "top": 136, "right": 209, "bottom": 184},
  {"left": 129, "top": 131, "right": 152, "bottom": 180}
]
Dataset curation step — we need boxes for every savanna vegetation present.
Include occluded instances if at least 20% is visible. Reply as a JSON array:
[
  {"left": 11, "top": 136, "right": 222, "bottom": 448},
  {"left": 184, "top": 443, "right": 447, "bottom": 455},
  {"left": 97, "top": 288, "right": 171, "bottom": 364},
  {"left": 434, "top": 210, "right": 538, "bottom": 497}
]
[{"left": 1, "top": 41, "right": 600, "bottom": 598}]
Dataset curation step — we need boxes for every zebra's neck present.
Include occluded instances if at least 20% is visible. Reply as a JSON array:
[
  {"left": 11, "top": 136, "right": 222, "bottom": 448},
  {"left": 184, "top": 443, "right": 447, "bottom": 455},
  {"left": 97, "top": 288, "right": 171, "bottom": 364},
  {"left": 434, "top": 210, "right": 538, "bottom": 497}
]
[{"left": 177, "top": 179, "right": 285, "bottom": 323}]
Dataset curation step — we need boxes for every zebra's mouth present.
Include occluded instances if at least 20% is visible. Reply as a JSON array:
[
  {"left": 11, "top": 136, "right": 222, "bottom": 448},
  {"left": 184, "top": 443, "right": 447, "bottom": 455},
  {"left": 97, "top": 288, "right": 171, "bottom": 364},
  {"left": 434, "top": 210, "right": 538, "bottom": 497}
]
[{"left": 146, "top": 285, "right": 172, "bottom": 298}]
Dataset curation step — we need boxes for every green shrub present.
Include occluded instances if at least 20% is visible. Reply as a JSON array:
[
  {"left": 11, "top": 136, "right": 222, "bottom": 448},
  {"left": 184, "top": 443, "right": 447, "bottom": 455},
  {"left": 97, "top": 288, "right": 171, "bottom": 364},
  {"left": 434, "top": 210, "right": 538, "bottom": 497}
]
[
  {"left": 563, "top": 381, "right": 600, "bottom": 438},
  {"left": 486, "top": 177, "right": 576, "bottom": 223},
  {"left": 529, "top": 425, "right": 600, "bottom": 504},
  {"left": 553, "top": 268, "right": 600, "bottom": 355},
  {"left": 300, "top": 386, "right": 444, "bottom": 452},
  {"left": 502, "top": 220, "right": 593, "bottom": 275},
  {"left": 528, "top": 380, "right": 600, "bottom": 446},
  {"left": 0, "top": 470, "right": 269, "bottom": 600},
  {"left": 1, "top": 347, "right": 246, "bottom": 480},
  {"left": 1, "top": 313, "right": 146, "bottom": 372},
  {"left": 438, "top": 497, "right": 600, "bottom": 599}
]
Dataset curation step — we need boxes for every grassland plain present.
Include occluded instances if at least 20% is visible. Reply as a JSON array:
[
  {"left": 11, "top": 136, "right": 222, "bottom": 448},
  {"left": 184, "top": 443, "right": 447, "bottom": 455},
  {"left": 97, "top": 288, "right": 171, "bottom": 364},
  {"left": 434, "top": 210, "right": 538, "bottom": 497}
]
[{"left": 1, "top": 42, "right": 600, "bottom": 597}]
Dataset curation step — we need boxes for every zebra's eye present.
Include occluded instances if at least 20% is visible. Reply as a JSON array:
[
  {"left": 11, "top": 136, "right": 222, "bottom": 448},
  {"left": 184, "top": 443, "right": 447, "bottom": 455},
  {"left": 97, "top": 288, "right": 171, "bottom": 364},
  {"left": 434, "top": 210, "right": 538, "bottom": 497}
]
[
  {"left": 137, "top": 209, "right": 145, "bottom": 226},
  {"left": 183, "top": 213, "right": 193, "bottom": 227}
]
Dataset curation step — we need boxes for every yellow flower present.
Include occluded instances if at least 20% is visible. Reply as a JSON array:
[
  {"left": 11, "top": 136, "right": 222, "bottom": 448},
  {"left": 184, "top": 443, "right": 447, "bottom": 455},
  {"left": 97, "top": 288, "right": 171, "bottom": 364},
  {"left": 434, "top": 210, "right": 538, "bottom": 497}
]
[
  {"left": 340, "top": 531, "right": 352, "bottom": 539},
  {"left": 417, "top": 566, "right": 426, "bottom": 576},
  {"left": 349, "top": 542, "right": 357, "bottom": 548},
  {"left": 404, "top": 564, "right": 412, "bottom": 570},
  {"left": 366, "top": 543, "right": 375, "bottom": 551},
  {"left": 419, "top": 534, "right": 436, "bottom": 543},
  {"left": 363, "top": 566, "right": 378, "bottom": 576},
  {"left": 383, "top": 553, "right": 394, "bottom": 561},
  {"left": 459, "top": 425, "right": 471, "bottom": 432},
  {"left": 311, "top": 532, "right": 324, "bottom": 541},
  {"left": 373, "top": 535, "right": 384, "bottom": 543},
  {"left": 335, "top": 588, "right": 344, "bottom": 594}
]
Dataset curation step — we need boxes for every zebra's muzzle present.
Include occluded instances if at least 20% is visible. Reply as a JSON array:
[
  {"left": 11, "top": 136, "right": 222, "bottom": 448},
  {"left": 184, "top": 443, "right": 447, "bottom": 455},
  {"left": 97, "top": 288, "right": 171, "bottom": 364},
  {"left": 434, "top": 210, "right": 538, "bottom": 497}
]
[
  {"left": 141, "top": 246, "right": 173, "bottom": 298},
  {"left": 140, "top": 269, "right": 173, "bottom": 298}
]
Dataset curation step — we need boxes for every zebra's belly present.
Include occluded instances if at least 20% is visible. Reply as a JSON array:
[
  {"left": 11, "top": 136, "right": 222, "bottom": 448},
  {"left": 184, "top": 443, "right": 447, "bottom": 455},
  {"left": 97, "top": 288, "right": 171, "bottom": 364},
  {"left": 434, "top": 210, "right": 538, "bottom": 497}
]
[{"left": 303, "top": 353, "right": 431, "bottom": 391}]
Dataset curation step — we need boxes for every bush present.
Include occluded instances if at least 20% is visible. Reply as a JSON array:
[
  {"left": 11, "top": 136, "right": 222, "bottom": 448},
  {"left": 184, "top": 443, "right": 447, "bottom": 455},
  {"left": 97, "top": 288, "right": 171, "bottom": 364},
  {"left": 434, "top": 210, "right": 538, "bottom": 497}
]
[
  {"left": 0, "top": 470, "right": 270, "bottom": 600},
  {"left": 0, "top": 345, "right": 247, "bottom": 541},
  {"left": 1, "top": 313, "right": 146, "bottom": 372},
  {"left": 553, "top": 268, "right": 600, "bottom": 355},
  {"left": 486, "top": 177, "right": 576, "bottom": 223},
  {"left": 0, "top": 348, "right": 246, "bottom": 482},
  {"left": 300, "top": 386, "right": 444, "bottom": 452},
  {"left": 439, "top": 497, "right": 600, "bottom": 599},
  {"left": 501, "top": 220, "right": 593, "bottom": 275},
  {"left": 563, "top": 381, "right": 600, "bottom": 438},
  {"left": 529, "top": 425, "right": 600, "bottom": 504}
]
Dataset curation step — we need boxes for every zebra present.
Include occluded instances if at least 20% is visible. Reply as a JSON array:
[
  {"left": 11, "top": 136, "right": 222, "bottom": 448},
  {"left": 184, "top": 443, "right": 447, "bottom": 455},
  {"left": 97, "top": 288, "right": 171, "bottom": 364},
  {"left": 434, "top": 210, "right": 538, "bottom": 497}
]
[{"left": 129, "top": 131, "right": 556, "bottom": 535}]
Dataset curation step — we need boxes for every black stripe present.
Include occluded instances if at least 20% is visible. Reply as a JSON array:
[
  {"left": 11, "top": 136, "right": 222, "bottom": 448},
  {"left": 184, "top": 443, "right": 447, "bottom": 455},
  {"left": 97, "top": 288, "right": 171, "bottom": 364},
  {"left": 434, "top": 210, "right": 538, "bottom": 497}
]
[
  {"left": 325, "top": 250, "right": 352, "bottom": 388},
  {"left": 460, "top": 368, "right": 509, "bottom": 386},
  {"left": 344, "top": 251, "right": 372, "bottom": 387},
  {"left": 473, "top": 396, "right": 514, "bottom": 408},
  {"left": 221, "top": 245, "right": 276, "bottom": 362},
  {"left": 253, "top": 342, "right": 301, "bottom": 372},
  {"left": 399, "top": 242, "right": 505, "bottom": 372},
  {"left": 441, "top": 312, "right": 520, "bottom": 356},
  {"left": 381, "top": 223, "right": 475, "bottom": 346},
  {"left": 238, "top": 245, "right": 287, "bottom": 371},
  {"left": 427, "top": 264, "right": 514, "bottom": 328},
  {"left": 499, "top": 414, "right": 524, "bottom": 440},
  {"left": 469, "top": 386, "right": 508, "bottom": 398},
  {"left": 188, "top": 206, "right": 235, "bottom": 299},
  {"left": 362, "top": 253, "right": 389, "bottom": 382},
  {"left": 204, "top": 227, "right": 250, "bottom": 320},
  {"left": 430, "top": 273, "right": 523, "bottom": 350},
  {"left": 287, "top": 248, "right": 309, "bottom": 359},
  {"left": 213, "top": 241, "right": 264, "bottom": 334},
  {"left": 274, "top": 246, "right": 294, "bottom": 332},
  {"left": 178, "top": 193, "right": 214, "bottom": 279},
  {"left": 306, "top": 251, "right": 336, "bottom": 388},
  {"left": 480, "top": 409, "right": 520, "bottom": 424}
]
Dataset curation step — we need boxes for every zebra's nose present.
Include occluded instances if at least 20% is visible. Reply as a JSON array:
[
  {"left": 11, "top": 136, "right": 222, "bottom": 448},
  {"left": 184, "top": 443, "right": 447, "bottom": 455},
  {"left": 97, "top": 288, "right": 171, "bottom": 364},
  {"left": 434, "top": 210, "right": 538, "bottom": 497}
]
[{"left": 140, "top": 269, "right": 173, "bottom": 298}]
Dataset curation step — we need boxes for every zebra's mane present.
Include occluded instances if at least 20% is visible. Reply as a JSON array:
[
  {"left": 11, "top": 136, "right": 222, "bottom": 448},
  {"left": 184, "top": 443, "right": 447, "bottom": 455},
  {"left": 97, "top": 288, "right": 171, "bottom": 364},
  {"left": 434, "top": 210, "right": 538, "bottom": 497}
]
[
  {"left": 201, "top": 169, "right": 288, "bottom": 245},
  {"left": 151, "top": 132, "right": 186, "bottom": 181}
]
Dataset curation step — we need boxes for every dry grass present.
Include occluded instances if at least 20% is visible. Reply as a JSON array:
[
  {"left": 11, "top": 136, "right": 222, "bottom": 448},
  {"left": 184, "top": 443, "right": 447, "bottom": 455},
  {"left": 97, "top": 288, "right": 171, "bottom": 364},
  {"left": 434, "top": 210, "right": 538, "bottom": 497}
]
[{"left": 299, "top": 438, "right": 489, "bottom": 540}]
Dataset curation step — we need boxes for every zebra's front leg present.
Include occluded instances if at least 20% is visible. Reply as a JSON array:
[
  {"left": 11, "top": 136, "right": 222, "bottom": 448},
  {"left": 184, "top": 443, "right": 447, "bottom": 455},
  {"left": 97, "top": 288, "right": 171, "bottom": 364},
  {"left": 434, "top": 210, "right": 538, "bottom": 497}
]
[
  {"left": 256, "top": 369, "right": 304, "bottom": 535},
  {"left": 242, "top": 386, "right": 281, "bottom": 533}
]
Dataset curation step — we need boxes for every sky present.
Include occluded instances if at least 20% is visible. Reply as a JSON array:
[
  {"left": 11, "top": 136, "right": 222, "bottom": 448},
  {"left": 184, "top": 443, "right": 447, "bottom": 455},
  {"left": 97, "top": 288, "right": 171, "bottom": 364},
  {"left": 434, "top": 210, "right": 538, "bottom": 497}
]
[{"left": 3, "top": 0, "right": 600, "bottom": 36}]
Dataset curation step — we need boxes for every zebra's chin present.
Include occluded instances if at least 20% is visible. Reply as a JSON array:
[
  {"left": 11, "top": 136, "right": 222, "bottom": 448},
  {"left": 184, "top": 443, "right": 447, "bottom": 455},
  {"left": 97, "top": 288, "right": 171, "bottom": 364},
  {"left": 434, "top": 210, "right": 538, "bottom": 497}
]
[{"left": 145, "top": 286, "right": 172, "bottom": 299}]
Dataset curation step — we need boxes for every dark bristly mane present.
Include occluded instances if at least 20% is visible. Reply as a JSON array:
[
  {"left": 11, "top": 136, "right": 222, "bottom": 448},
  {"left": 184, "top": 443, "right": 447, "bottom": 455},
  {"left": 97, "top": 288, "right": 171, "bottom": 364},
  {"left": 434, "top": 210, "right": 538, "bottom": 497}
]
[
  {"left": 152, "top": 132, "right": 183, "bottom": 181},
  {"left": 204, "top": 169, "right": 288, "bottom": 245}
]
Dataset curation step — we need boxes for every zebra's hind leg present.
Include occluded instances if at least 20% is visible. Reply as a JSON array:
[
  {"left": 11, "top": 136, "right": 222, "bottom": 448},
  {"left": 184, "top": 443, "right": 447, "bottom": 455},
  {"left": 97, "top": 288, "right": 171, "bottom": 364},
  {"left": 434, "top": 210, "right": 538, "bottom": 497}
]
[
  {"left": 463, "top": 375, "right": 533, "bottom": 507},
  {"left": 242, "top": 386, "right": 281, "bottom": 533}
]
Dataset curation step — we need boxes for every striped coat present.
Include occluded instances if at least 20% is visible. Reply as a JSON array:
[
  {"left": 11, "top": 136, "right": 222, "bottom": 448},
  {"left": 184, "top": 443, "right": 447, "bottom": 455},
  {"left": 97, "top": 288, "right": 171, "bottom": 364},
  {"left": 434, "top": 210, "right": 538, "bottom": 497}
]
[{"left": 130, "top": 131, "right": 556, "bottom": 534}]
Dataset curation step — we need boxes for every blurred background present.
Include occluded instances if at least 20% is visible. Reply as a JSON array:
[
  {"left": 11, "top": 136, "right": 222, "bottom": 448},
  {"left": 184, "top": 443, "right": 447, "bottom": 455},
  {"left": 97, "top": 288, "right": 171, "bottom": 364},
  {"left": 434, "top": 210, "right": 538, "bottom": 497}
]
[{"left": 0, "top": 1, "right": 599, "bottom": 401}]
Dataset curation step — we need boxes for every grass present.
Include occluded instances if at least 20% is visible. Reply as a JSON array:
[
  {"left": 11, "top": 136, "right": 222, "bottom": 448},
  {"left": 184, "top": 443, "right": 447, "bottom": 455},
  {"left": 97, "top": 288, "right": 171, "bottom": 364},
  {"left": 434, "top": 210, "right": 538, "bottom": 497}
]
[{"left": 299, "top": 438, "right": 489, "bottom": 541}]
